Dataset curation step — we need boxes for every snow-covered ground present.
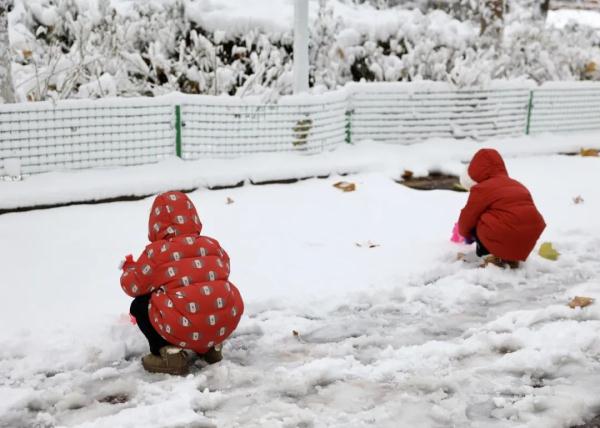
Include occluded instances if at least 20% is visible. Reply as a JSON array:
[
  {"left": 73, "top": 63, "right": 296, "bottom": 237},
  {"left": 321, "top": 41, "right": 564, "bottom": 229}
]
[
  {"left": 1, "top": 136, "right": 600, "bottom": 427},
  {"left": 547, "top": 10, "right": 600, "bottom": 29},
  {"left": 3, "top": 132, "right": 600, "bottom": 211}
]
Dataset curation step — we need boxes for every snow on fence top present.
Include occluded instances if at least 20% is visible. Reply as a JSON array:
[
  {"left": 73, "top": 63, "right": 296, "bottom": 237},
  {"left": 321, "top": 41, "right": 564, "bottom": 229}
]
[{"left": 1, "top": 82, "right": 599, "bottom": 176}]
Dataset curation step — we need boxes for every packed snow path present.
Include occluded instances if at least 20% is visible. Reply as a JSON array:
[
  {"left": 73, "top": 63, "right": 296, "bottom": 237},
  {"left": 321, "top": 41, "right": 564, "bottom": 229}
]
[{"left": 1, "top": 153, "right": 600, "bottom": 427}]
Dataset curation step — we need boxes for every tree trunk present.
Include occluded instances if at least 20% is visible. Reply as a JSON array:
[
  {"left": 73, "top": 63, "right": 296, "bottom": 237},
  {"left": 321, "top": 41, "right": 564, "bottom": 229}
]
[
  {"left": 540, "top": 0, "right": 550, "bottom": 20},
  {"left": 480, "top": 0, "right": 504, "bottom": 40},
  {"left": 0, "top": 0, "right": 16, "bottom": 103}
]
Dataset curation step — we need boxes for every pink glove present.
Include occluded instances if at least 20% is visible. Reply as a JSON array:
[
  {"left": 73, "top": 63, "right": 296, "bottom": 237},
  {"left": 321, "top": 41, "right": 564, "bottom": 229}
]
[{"left": 450, "top": 222, "right": 473, "bottom": 244}]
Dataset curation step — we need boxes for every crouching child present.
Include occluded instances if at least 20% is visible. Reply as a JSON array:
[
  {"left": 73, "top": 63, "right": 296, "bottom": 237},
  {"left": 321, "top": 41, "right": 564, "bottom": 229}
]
[
  {"left": 459, "top": 148, "right": 546, "bottom": 268},
  {"left": 120, "top": 191, "right": 244, "bottom": 375}
]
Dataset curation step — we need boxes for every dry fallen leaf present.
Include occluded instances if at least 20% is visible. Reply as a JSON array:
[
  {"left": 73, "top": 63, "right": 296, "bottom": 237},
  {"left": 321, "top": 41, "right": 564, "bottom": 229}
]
[
  {"left": 226, "top": 197, "right": 234, "bottom": 205},
  {"left": 292, "top": 330, "right": 299, "bottom": 337},
  {"left": 453, "top": 182, "right": 468, "bottom": 192},
  {"left": 584, "top": 61, "right": 597, "bottom": 74},
  {"left": 333, "top": 181, "right": 356, "bottom": 192},
  {"left": 568, "top": 296, "right": 594, "bottom": 309},
  {"left": 22, "top": 49, "right": 32, "bottom": 59},
  {"left": 456, "top": 252, "right": 466, "bottom": 261},
  {"left": 580, "top": 148, "right": 599, "bottom": 157},
  {"left": 401, "top": 170, "right": 414, "bottom": 180},
  {"left": 539, "top": 242, "right": 560, "bottom": 261},
  {"left": 355, "top": 241, "right": 379, "bottom": 249},
  {"left": 573, "top": 195, "right": 584, "bottom": 204}
]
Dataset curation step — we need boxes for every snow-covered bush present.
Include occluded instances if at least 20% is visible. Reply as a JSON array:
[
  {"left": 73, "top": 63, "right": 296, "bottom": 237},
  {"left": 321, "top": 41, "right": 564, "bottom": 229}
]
[
  {"left": 6, "top": 0, "right": 600, "bottom": 101},
  {"left": 0, "top": 0, "right": 16, "bottom": 102}
]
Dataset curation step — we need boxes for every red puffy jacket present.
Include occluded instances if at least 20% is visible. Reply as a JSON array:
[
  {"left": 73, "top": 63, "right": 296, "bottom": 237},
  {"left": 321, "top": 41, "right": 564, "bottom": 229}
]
[
  {"left": 458, "top": 149, "right": 545, "bottom": 261},
  {"left": 120, "top": 191, "right": 244, "bottom": 353}
]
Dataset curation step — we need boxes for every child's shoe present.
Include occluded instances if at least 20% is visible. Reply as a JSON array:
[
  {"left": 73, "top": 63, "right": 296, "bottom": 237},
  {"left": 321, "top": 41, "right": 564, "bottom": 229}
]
[
  {"left": 505, "top": 260, "right": 520, "bottom": 269},
  {"left": 142, "top": 346, "right": 189, "bottom": 375},
  {"left": 481, "top": 255, "right": 520, "bottom": 269},
  {"left": 201, "top": 344, "right": 223, "bottom": 365}
]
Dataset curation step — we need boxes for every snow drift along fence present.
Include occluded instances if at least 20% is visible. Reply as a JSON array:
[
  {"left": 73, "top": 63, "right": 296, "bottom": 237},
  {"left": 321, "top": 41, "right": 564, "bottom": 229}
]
[{"left": 1, "top": 82, "right": 599, "bottom": 176}]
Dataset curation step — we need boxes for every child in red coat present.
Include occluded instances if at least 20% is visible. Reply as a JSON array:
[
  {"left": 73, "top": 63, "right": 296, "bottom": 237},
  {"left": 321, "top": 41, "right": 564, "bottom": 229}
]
[
  {"left": 120, "top": 191, "right": 244, "bottom": 375},
  {"left": 458, "top": 148, "right": 546, "bottom": 268}
]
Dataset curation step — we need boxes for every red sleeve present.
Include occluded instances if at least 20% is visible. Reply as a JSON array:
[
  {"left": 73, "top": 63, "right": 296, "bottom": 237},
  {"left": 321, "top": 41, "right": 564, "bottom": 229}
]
[
  {"left": 120, "top": 245, "right": 156, "bottom": 297},
  {"left": 458, "top": 186, "right": 489, "bottom": 238}
]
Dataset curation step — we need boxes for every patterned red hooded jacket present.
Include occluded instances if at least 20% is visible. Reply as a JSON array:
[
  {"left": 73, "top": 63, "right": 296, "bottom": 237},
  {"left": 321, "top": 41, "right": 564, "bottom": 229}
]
[
  {"left": 120, "top": 191, "right": 244, "bottom": 353},
  {"left": 458, "top": 149, "right": 546, "bottom": 261}
]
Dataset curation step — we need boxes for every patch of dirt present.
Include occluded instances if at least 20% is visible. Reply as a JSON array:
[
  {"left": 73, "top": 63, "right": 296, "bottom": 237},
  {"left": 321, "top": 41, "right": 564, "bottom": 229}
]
[
  {"left": 397, "top": 172, "right": 466, "bottom": 192},
  {"left": 559, "top": 148, "right": 600, "bottom": 157},
  {"left": 98, "top": 393, "right": 129, "bottom": 405},
  {"left": 250, "top": 175, "right": 330, "bottom": 186},
  {"left": 572, "top": 415, "right": 600, "bottom": 428}
]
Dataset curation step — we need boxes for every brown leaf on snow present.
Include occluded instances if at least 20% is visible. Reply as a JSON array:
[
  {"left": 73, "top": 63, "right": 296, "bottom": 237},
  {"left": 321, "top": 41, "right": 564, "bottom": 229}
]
[
  {"left": 573, "top": 195, "right": 584, "bottom": 204},
  {"left": 401, "top": 170, "right": 414, "bottom": 180},
  {"left": 584, "top": 61, "right": 597, "bottom": 74},
  {"left": 355, "top": 241, "right": 380, "bottom": 249},
  {"left": 568, "top": 296, "right": 594, "bottom": 309},
  {"left": 456, "top": 252, "right": 466, "bottom": 261},
  {"left": 226, "top": 197, "right": 235, "bottom": 205},
  {"left": 580, "top": 148, "right": 599, "bottom": 157},
  {"left": 333, "top": 181, "right": 356, "bottom": 192},
  {"left": 292, "top": 330, "right": 300, "bottom": 337}
]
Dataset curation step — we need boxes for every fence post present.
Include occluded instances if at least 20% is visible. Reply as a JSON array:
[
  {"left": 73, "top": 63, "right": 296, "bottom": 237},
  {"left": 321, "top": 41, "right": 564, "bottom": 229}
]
[
  {"left": 525, "top": 91, "right": 534, "bottom": 135},
  {"left": 293, "top": 0, "right": 309, "bottom": 94},
  {"left": 345, "top": 109, "right": 353, "bottom": 144},
  {"left": 175, "top": 105, "right": 182, "bottom": 157}
]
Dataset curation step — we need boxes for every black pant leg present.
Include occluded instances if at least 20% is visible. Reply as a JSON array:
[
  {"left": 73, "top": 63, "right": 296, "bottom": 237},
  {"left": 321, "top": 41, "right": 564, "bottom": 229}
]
[
  {"left": 130, "top": 294, "right": 170, "bottom": 355},
  {"left": 472, "top": 228, "right": 490, "bottom": 257}
]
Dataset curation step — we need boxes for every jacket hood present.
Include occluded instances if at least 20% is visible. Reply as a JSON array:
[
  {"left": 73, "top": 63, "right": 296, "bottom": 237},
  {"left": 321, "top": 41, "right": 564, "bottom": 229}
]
[
  {"left": 148, "top": 191, "right": 202, "bottom": 242},
  {"left": 468, "top": 148, "right": 508, "bottom": 183}
]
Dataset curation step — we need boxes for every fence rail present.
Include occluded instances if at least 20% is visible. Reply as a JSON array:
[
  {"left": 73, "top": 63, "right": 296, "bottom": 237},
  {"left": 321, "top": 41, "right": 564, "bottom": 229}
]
[{"left": 1, "top": 82, "right": 599, "bottom": 176}]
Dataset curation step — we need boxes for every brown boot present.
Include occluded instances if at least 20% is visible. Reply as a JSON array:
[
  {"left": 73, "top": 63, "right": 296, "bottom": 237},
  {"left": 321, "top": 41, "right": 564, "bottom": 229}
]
[
  {"left": 481, "top": 255, "right": 520, "bottom": 269},
  {"left": 506, "top": 260, "right": 520, "bottom": 269},
  {"left": 201, "top": 344, "right": 223, "bottom": 365},
  {"left": 142, "top": 346, "right": 189, "bottom": 375}
]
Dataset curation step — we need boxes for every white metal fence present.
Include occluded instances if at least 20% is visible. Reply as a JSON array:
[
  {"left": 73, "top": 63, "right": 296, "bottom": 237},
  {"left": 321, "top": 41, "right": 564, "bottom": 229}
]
[
  {"left": 349, "top": 83, "right": 531, "bottom": 143},
  {"left": 1, "top": 82, "right": 599, "bottom": 176},
  {"left": 0, "top": 99, "right": 174, "bottom": 175},
  {"left": 180, "top": 91, "right": 347, "bottom": 159},
  {"left": 528, "top": 84, "right": 600, "bottom": 134}
]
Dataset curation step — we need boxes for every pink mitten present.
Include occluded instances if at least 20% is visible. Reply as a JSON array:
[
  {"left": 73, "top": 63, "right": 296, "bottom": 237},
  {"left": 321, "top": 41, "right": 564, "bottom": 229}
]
[{"left": 450, "top": 222, "right": 467, "bottom": 244}]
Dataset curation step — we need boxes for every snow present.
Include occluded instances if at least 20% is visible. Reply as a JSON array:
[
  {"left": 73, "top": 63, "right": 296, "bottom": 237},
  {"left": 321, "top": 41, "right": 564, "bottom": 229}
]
[
  {"left": 184, "top": 0, "right": 297, "bottom": 37},
  {"left": 9, "top": 0, "right": 599, "bottom": 100},
  {"left": 547, "top": 10, "right": 600, "bottom": 30},
  {"left": 1, "top": 132, "right": 598, "bottom": 210},
  {"left": 2, "top": 158, "right": 22, "bottom": 177},
  {"left": 1, "top": 132, "right": 600, "bottom": 427}
]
